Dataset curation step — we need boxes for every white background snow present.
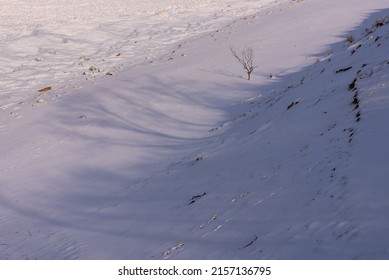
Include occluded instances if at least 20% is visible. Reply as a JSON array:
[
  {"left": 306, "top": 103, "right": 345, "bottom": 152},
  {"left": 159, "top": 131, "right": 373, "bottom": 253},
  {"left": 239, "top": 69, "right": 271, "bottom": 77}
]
[{"left": 0, "top": 0, "right": 388, "bottom": 259}]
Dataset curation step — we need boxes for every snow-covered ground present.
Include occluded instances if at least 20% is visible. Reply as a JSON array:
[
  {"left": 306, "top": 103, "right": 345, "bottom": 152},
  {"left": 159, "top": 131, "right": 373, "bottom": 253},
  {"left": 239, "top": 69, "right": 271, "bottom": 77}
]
[
  {"left": 1, "top": 0, "right": 389, "bottom": 259},
  {"left": 0, "top": 0, "right": 275, "bottom": 105}
]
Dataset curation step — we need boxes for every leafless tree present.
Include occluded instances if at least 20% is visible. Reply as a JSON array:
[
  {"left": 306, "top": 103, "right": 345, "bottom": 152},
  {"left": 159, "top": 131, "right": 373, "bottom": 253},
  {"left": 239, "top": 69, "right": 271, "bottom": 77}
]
[{"left": 230, "top": 46, "right": 256, "bottom": 80}]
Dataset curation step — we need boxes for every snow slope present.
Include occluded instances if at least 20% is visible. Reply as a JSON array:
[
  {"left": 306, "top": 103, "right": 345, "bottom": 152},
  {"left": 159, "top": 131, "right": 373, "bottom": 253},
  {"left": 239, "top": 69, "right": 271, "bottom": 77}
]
[
  {"left": 0, "top": 0, "right": 275, "bottom": 105},
  {"left": 1, "top": 0, "right": 389, "bottom": 259}
]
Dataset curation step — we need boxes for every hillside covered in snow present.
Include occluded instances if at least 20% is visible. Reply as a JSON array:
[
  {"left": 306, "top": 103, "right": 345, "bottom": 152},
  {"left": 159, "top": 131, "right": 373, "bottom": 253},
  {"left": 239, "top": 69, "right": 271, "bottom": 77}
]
[{"left": 0, "top": 0, "right": 388, "bottom": 259}]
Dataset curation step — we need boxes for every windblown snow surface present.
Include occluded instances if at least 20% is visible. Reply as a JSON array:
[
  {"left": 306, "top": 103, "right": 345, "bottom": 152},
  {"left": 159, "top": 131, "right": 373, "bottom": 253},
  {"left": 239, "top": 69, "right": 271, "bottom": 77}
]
[{"left": 0, "top": 0, "right": 388, "bottom": 259}]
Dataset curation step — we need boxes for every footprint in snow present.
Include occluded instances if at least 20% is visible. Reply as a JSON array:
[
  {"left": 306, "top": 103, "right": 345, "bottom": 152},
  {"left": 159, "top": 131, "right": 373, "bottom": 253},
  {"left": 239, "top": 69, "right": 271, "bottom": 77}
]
[{"left": 163, "top": 241, "right": 185, "bottom": 259}]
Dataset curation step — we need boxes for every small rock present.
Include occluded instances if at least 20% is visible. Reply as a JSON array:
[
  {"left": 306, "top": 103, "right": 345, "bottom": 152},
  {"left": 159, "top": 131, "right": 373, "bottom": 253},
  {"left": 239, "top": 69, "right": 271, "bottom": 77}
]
[
  {"left": 38, "top": 86, "right": 52, "bottom": 94},
  {"left": 36, "top": 99, "right": 46, "bottom": 104}
]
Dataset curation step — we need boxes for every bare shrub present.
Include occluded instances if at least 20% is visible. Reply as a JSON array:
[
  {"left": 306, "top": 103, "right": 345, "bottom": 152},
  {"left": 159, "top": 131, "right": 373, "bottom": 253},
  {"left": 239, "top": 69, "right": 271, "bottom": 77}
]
[
  {"left": 230, "top": 46, "right": 257, "bottom": 80},
  {"left": 372, "top": 16, "right": 389, "bottom": 28},
  {"left": 346, "top": 35, "right": 354, "bottom": 43}
]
